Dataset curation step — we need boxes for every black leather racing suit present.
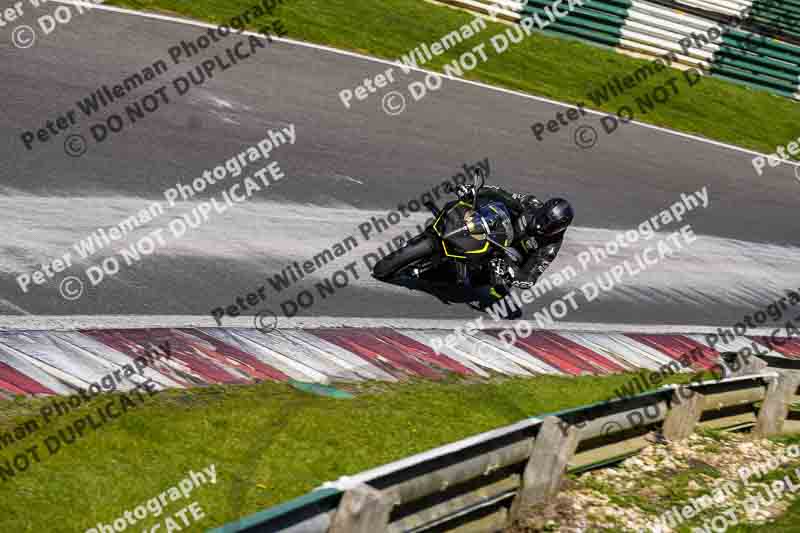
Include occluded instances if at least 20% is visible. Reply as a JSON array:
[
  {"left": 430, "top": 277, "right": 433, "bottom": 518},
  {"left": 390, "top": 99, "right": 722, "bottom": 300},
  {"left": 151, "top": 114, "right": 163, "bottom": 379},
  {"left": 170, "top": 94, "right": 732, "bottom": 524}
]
[{"left": 470, "top": 186, "right": 564, "bottom": 290}]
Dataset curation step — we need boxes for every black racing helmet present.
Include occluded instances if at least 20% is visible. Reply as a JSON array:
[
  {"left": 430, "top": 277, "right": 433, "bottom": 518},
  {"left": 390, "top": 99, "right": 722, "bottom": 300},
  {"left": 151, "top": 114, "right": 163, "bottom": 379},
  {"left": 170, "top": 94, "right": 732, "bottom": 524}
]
[{"left": 528, "top": 198, "right": 574, "bottom": 237}]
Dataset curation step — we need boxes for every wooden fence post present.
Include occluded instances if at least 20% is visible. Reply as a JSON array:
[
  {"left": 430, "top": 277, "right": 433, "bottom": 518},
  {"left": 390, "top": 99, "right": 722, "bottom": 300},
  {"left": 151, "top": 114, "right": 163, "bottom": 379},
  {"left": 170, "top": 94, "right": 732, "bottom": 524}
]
[
  {"left": 510, "top": 416, "right": 580, "bottom": 521},
  {"left": 755, "top": 373, "right": 800, "bottom": 437},
  {"left": 662, "top": 387, "right": 704, "bottom": 441},
  {"left": 329, "top": 483, "right": 393, "bottom": 533}
]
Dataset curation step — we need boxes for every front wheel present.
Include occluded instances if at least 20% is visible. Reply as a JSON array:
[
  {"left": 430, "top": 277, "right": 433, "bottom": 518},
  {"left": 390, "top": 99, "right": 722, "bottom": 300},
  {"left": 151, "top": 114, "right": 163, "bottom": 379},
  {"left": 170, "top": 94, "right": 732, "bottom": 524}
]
[{"left": 372, "top": 234, "right": 438, "bottom": 280}]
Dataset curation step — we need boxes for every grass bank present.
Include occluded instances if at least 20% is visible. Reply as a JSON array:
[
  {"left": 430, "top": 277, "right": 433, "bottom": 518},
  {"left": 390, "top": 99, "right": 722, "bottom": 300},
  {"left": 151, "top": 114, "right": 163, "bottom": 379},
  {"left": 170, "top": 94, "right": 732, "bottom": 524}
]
[{"left": 0, "top": 371, "right": 701, "bottom": 531}]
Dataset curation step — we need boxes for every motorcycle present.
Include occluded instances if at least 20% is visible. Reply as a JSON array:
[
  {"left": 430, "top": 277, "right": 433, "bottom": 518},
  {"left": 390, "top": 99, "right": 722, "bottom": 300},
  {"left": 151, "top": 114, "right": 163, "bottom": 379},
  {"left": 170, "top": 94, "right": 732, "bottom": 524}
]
[{"left": 372, "top": 169, "right": 524, "bottom": 287}]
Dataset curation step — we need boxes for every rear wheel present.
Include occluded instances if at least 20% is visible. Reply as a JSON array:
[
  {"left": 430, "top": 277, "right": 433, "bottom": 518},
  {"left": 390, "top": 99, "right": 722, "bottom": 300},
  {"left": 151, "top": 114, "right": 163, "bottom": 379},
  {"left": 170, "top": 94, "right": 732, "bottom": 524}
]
[{"left": 372, "top": 234, "right": 438, "bottom": 280}]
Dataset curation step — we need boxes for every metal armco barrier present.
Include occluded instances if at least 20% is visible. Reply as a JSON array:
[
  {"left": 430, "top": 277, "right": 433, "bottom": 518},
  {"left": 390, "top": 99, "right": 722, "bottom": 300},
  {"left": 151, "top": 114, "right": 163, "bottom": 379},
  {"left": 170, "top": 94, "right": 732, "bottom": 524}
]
[
  {"left": 211, "top": 352, "right": 800, "bottom": 533},
  {"left": 433, "top": 0, "right": 800, "bottom": 100}
]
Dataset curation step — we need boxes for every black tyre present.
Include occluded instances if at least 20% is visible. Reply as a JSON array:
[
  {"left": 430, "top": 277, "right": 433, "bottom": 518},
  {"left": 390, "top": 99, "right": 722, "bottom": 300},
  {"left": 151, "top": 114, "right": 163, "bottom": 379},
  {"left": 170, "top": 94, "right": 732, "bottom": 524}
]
[{"left": 372, "top": 235, "right": 438, "bottom": 280}]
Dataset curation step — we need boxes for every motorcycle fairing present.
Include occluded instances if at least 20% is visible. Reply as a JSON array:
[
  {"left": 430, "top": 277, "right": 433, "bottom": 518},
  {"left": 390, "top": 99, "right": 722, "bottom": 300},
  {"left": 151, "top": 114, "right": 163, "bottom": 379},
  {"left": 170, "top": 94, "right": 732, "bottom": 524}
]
[{"left": 433, "top": 201, "right": 515, "bottom": 258}]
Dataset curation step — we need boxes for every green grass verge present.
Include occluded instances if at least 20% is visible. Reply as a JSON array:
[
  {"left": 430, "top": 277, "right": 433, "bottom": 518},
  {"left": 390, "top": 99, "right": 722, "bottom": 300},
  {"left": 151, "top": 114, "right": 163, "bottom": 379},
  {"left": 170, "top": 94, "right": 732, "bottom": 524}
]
[
  {"left": 107, "top": 0, "right": 800, "bottom": 157},
  {"left": 0, "top": 371, "right": 701, "bottom": 531},
  {"left": 727, "top": 433, "right": 800, "bottom": 532}
]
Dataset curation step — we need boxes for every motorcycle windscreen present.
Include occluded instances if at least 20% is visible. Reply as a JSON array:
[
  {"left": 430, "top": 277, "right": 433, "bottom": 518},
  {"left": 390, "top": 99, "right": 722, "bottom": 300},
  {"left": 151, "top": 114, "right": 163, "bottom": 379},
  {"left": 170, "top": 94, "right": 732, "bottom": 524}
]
[{"left": 439, "top": 202, "right": 515, "bottom": 256}]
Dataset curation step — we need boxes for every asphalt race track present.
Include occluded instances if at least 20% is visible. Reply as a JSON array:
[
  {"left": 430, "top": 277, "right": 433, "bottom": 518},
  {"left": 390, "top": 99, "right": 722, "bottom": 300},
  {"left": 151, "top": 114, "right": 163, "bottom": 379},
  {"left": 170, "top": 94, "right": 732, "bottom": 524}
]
[{"left": 2, "top": 3, "right": 799, "bottom": 326}]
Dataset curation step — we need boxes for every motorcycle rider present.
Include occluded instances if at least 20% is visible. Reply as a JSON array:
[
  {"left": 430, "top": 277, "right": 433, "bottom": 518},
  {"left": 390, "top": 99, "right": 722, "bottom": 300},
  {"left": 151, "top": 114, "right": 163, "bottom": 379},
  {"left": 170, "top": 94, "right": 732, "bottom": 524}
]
[{"left": 453, "top": 181, "right": 574, "bottom": 304}]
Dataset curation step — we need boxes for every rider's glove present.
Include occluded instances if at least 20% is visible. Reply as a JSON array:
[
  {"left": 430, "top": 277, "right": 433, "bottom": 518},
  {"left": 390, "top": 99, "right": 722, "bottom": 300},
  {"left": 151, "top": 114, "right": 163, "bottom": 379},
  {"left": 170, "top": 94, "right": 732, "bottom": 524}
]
[
  {"left": 513, "top": 193, "right": 543, "bottom": 210},
  {"left": 456, "top": 184, "right": 476, "bottom": 201},
  {"left": 489, "top": 258, "right": 513, "bottom": 288}
]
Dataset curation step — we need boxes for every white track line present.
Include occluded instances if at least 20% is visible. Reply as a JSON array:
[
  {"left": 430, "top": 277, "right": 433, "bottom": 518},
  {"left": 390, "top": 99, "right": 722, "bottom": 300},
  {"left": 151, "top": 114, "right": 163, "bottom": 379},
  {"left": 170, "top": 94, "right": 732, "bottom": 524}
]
[
  {"left": 0, "top": 315, "right": 792, "bottom": 336},
  {"left": 50, "top": 0, "right": 800, "bottom": 164}
]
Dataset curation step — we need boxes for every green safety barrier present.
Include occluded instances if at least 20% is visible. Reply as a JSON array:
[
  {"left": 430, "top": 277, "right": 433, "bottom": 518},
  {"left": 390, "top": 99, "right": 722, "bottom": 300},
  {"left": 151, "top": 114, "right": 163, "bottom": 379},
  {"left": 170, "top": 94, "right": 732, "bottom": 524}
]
[
  {"left": 209, "top": 488, "right": 342, "bottom": 533},
  {"left": 514, "top": 0, "right": 800, "bottom": 100}
]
